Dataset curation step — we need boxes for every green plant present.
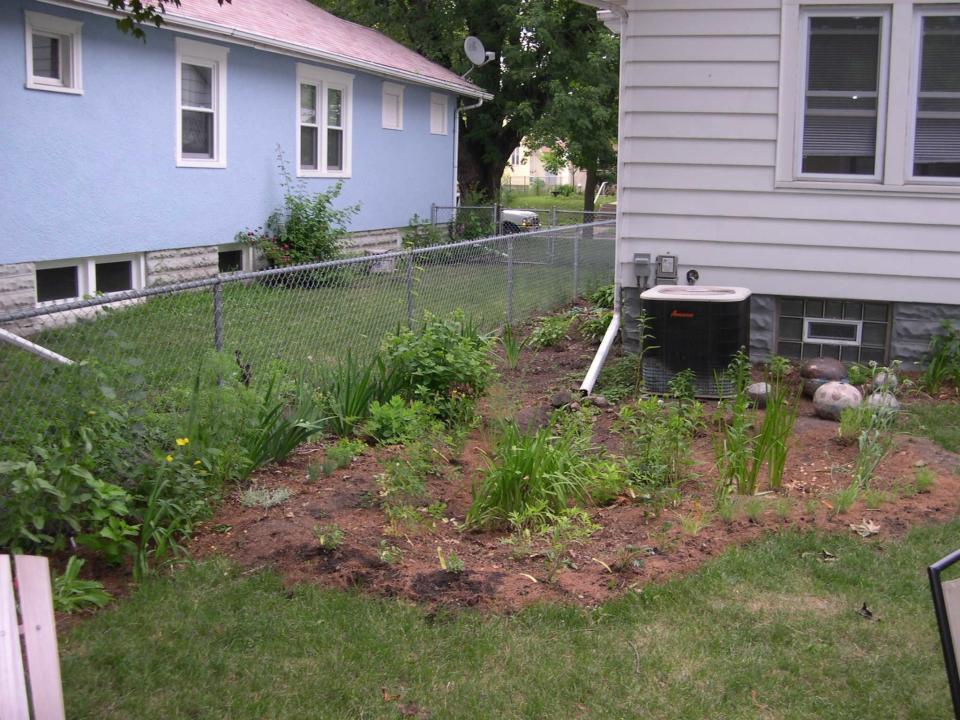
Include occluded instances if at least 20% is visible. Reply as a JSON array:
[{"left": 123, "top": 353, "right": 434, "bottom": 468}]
[
  {"left": 862, "top": 489, "right": 894, "bottom": 510},
  {"left": 383, "top": 311, "right": 495, "bottom": 426},
  {"left": 384, "top": 504, "right": 425, "bottom": 534},
  {"left": 609, "top": 546, "right": 648, "bottom": 573},
  {"left": 584, "top": 460, "right": 629, "bottom": 506},
  {"left": 437, "top": 548, "right": 465, "bottom": 574},
  {"left": 377, "top": 540, "right": 403, "bottom": 565},
  {"left": 915, "top": 467, "right": 936, "bottom": 494},
  {"left": 467, "top": 421, "right": 595, "bottom": 530},
  {"left": 313, "top": 524, "right": 345, "bottom": 551},
  {"left": 319, "top": 353, "right": 402, "bottom": 437},
  {"left": 920, "top": 320, "right": 960, "bottom": 394},
  {"left": 237, "top": 149, "right": 358, "bottom": 267},
  {"left": 677, "top": 511, "right": 711, "bottom": 536},
  {"left": 716, "top": 499, "right": 738, "bottom": 524},
  {"left": 499, "top": 324, "right": 528, "bottom": 370},
  {"left": 361, "top": 396, "right": 440, "bottom": 445},
  {"left": 528, "top": 315, "right": 574, "bottom": 348},
  {"left": 774, "top": 498, "right": 792, "bottom": 522},
  {"left": 240, "top": 485, "right": 291, "bottom": 509},
  {"left": 307, "top": 462, "right": 323, "bottom": 482},
  {"left": 589, "top": 284, "right": 615, "bottom": 310},
  {"left": 402, "top": 214, "right": 445, "bottom": 249},
  {"left": 242, "top": 375, "right": 327, "bottom": 473},
  {"left": 830, "top": 486, "right": 859, "bottom": 516},
  {"left": 541, "top": 510, "right": 597, "bottom": 583},
  {"left": 52, "top": 557, "right": 112, "bottom": 613},
  {"left": 742, "top": 497, "right": 765, "bottom": 523},
  {"left": 580, "top": 309, "right": 613, "bottom": 342},
  {"left": 852, "top": 407, "right": 897, "bottom": 488},
  {"left": 322, "top": 438, "right": 366, "bottom": 476}
]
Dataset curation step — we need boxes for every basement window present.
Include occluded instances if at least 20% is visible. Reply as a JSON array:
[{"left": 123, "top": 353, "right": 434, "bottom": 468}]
[
  {"left": 25, "top": 12, "right": 83, "bottom": 94},
  {"left": 777, "top": 297, "right": 888, "bottom": 363},
  {"left": 34, "top": 255, "right": 144, "bottom": 305}
]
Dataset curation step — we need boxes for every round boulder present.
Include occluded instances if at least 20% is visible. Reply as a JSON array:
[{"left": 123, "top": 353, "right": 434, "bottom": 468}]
[
  {"left": 800, "top": 357, "right": 847, "bottom": 381},
  {"left": 748, "top": 382, "right": 770, "bottom": 409},
  {"left": 866, "top": 391, "right": 900, "bottom": 414},
  {"left": 813, "top": 381, "right": 862, "bottom": 421},
  {"left": 803, "top": 377, "right": 829, "bottom": 399}
]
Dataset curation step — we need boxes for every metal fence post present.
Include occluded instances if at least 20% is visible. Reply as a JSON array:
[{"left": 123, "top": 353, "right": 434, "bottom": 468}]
[
  {"left": 506, "top": 236, "right": 514, "bottom": 325},
  {"left": 572, "top": 232, "right": 580, "bottom": 300},
  {"left": 213, "top": 280, "right": 224, "bottom": 352},
  {"left": 406, "top": 251, "right": 415, "bottom": 328},
  {"left": 430, "top": 203, "right": 437, "bottom": 227},
  {"left": 551, "top": 206, "right": 558, "bottom": 227},
  {"left": 492, "top": 202, "right": 499, "bottom": 235}
]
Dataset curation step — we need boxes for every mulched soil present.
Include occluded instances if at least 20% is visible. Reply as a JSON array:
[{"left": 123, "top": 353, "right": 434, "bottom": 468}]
[{"left": 187, "top": 306, "right": 960, "bottom": 612}]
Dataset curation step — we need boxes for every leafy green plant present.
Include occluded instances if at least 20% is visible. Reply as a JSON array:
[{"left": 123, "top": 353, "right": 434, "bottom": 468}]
[
  {"left": 528, "top": 315, "right": 574, "bottom": 348},
  {"left": 499, "top": 324, "right": 528, "bottom": 370},
  {"left": 852, "top": 406, "right": 897, "bottom": 488},
  {"left": 589, "top": 284, "right": 615, "bottom": 310},
  {"left": 242, "top": 375, "right": 327, "bottom": 473},
  {"left": 915, "top": 467, "right": 936, "bottom": 494},
  {"left": 240, "top": 485, "right": 291, "bottom": 509},
  {"left": 830, "top": 486, "right": 858, "bottom": 516},
  {"left": 437, "top": 548, "right": 465, "bottom": 574},
  {"left": 377, "top": 540, "right": 403, "bottom": 565},
  {"left": 541, "top": 510, "right": 597, "bottom": 583},
  {"left": 759, "top": 357, "right": 801, "bottom": 491},
  {"left": 467, "top": 421, "right": 595, "bottom": 530},
  {"left": 677, "top": 511, "right": 711, "bottom": 536},
  {"left": 402, "top": 214, "right": 445, "bottom": 249},
  {"left": 313, "top": 524, "right": 345, "bottom": 551},
  {"left": 383, "top": 311, "right": 495, "bottom": 425},
  {"left": 322, "top": 438, "right": 366, "bottom": 476},
  {"left": 237, "top": 149, "right": 358, "bottom": 267},
  {"left": 361, "top": 396, "right": 440, "bottom": 445},
  {"left": 580, "top": 309, "right": 613, "bottom": 342},
  {"left": 774, "top": 498, "right": 792, "bottom": 522},
  {"left": 716, "top": 498, "right": 738, "bottom": 524},
  {"left": 52, "top": 556, "right": 112, "bottom": 613},
  {"left": 742, "top": 497, "right": 765, "bottom": 523},
  {"left": 921, "top": 320, "right": 960, "bottom": 394},
  {"left": 318, "top": 353, "right": 402, "bottom": 437}
]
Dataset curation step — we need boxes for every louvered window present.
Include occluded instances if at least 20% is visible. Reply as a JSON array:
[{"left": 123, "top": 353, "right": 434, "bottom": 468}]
[
  {"left": 912, "top": 14, "right": 960, "bottom": 178},
  {"left": 800, "top": 14, "right": 887, "bottom": 177}
]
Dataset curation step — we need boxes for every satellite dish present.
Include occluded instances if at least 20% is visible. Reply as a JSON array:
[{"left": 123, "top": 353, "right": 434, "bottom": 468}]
[{"left": 464, "top": 36, "right": 487, "bottom": 66}]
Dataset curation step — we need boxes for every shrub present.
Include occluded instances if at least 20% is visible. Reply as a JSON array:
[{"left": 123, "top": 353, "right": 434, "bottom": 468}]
[
  {"left": 589, "top": 284, "right": 615, "bottom": 310},
  {"left": 319, "top": 353, "right": 403, "bottom": 437},
  {"left": 361, "top": 395, "right": 440, "bottom": 445},
  {"left": 52, "top": 557, "right": 112, "bottom": 613},
  {"left": 528, "top": 315, "right": 574, "bottom": 348},
  {"left": 383, "top": 312, "right": 495, "bottom": 424},
  {"left": 238, "top": 150, "right": 358, "bottom": 267}
]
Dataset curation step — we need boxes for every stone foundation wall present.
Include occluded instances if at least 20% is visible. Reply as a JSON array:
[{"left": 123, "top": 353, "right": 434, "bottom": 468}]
[
  {"left": 0, "top": 263, "right": 36, "bottom": 314},
  {"left": 145, "top": 245, "right": 219, "bottom": 287},
  {"left": 890, "top": 302, "right": 960, "bottom": 369}
]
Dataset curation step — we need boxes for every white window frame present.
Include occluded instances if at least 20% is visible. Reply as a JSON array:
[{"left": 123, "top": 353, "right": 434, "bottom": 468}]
[
  {"left": 24, "top": 11, "right": 83, "bottom": 94},
  {"left": 176, "top": 38, "right": 228, "bottom": 169},
  {"left": 296, "top": 63, "right": 354, "bottom": 178},
  {"left": 803, "top": 317, "right": 863, "bottom": 346},
  {"left": 34, "top": 254, "right": 145, "bottom": 307},
  {"left": 382, "top": 82, "right": 404, "bottom": 130},
  {"left": 905, "top": 6, "right": 960, "bottom": 186},
  {"left": 430, "top": 93, "right": 449, "bottom": 135},
  {"left": 777, "top": 0, "right": 960, "bottom": 194}
]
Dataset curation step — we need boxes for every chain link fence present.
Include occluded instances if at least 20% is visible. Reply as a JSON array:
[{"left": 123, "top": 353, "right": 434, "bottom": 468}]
[
  {"left": 431, "top": 204, "right": 615, "bottom": 236},
  {"left": 0, "top": 221, "right": 614, "bottom": 448}
]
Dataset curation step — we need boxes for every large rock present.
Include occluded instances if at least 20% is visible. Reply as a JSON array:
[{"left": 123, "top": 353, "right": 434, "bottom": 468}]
[
  {"left": 800, "top": 357, "right": 847, "bottom": 381},
  {"left": 802, "top": 377, "right": 829, "bottom": 399},
  {"left": 813, "top": 381, "right": 862, "bottom": 421},
  {"left": 866, "top": 392, "right": 900, "bottom": 414},
  {"left": 748, "top": 382, "right": 770, "bottom": 409}
]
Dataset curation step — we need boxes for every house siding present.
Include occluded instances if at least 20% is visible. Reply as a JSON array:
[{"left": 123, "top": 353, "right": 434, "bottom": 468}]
[
  {"left": 0, "top": 0, "right": 457, "bottom": 267},
  {"left": 617, "top": 0, "right": 960, "bottom": 314}
]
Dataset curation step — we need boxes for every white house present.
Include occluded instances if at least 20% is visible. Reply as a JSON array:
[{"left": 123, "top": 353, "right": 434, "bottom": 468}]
[{"left": 581, "top": 0, "right": 960, "bottom": 366}]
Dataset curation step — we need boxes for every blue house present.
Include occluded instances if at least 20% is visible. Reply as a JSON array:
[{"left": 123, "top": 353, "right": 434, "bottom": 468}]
[{"left": 0, "top": 0, "right": 489, "bottom": 310}]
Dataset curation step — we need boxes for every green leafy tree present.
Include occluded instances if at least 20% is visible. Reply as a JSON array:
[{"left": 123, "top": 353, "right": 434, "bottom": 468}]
[
  {"left": 526, "top": 29, "right": 619, "bottom": 213},
  {"left": 105, "top": 0, "right": 229, "bottom": 39}
]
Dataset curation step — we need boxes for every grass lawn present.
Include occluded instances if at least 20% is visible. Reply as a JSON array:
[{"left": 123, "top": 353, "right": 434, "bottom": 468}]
[
  {"left": 905, "top": 401, "right": 960, "bottom": 453},
  {"left": 504, "top": 192, "right": 616, "bottom": 214},
  {"left": 62, "top": 522, "right": 958, "bottom": 719}
]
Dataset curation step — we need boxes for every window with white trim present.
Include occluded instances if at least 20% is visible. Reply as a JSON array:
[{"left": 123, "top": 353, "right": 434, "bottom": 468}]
[
  {"left": 34, "top": 255, "right": 144, "bottom": 305},
  {"left": 297, "top": 64, "right": 353, "bottom": 177},
  {"left": 24, "top": 11, "right": 83, "bottom": 94},
  {"left": 217, "top": 243, "right": 253, "bottom": 273},
  {"left": 779, "top": 4, "right": 960, "bottom": 189},
  {"left": 910, "top": 12, "right": 960, "bottom": 179},
  {"left": 382, "top": 82, "right": 404, "bottom": 130},
  {"left": 430, "top": 93, "right": 448, "bottom": 135},
  {"left": 176, "top": 39, "right": 228, "bottom": 168}
]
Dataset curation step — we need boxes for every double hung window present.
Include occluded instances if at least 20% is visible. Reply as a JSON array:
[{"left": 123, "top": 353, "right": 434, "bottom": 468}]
[
  {"left": 176, "top": 39, "right": 228, "bottom": 168},
  {"left": 297, "top": 65, "right": 353, "bottom": 177}
]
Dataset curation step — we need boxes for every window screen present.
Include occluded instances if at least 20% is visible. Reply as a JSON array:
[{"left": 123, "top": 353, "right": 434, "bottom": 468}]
[
  {"left": 802, "top": 16, "right": 883, "bottom": 176},
  {"left": 913, "top": 15, "right": 960, "bottom": 178},
  {"left": 181, "top": 63, "right": 214, "bottom": 158},
  {"left": 218, "top": 249, "right": 243, "bottom": 273},
  {"left": 36, "top": 266, "right": 78, "bottom": 303},
  {"left": 32, "top": 34, "right": 61, "bottom": 81},
  {"left": 95, "top": 260, "right": 132, "bottom": 294}
]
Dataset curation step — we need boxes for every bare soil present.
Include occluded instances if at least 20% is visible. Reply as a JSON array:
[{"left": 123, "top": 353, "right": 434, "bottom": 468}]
[{"left": 188, "top": 309, "right": 960, "bottom": 612}]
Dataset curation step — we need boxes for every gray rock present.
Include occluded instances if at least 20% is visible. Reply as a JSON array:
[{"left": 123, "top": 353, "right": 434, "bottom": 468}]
[
  {"left": 800, "top": 357, "right": 847, "bottom": 381},
  {"left": 589, "top": 394, "right": 610, "bottom": 408},
  {"left": 813, "top": 381, "right": 863, "bottom": 421},
  {"left": 803, "top": 377, "right": 830, "bottom": 399},
  {"left": 515, "top": 404, "right": 552, "bottom": 433},
  {"left": 549, "top": 390, "right": 574, "bottom": 408},
  {"left": 748, "top": 382, "right": 770, "bottom": 409},
  {"left": 866, "top": 391, "right": 900, "bottom": 413}
]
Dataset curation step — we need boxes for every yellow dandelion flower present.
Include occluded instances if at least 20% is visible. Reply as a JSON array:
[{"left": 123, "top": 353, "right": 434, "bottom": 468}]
[
  {"left": 176, "top": 437, "right": 190, "bottom": 446},
  {"left": 193, "top": 460, "right": 202, "bottom": 466},
  {"left": 165, "top": 454, "right": 174, "bottom": 463}
]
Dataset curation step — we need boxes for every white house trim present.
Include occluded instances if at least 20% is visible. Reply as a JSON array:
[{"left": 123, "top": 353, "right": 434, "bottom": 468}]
[
  {"left": 175, "top": 38, "right": 228, "bottom": 169},
  {"left": 382, "top": 81, "right": 404, "bottom": 130},
  {"left": 34, "top": 253, "right": 145, "bottom": 307},
  {"left": 296, "top": 63, "right": 354, "bottom": 179}
]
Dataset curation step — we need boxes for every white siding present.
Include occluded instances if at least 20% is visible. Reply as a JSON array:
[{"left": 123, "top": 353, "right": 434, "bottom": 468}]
[{"left": 617, "top": 0, "right": 960, "bottom": 305}]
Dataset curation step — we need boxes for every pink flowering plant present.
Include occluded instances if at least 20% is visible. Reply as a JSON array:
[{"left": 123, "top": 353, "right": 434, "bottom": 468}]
[{"left": 238, "top": 150, "right": 358, "bottom": 267}]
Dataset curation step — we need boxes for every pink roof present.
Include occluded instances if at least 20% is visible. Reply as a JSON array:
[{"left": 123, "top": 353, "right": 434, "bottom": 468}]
[{"left": 78, "top": 0, "right": 490, "bottom": 97}]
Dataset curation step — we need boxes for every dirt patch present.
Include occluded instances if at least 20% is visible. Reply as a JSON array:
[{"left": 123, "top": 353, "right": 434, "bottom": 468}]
[{"left": 186, "top": 306, "right": 960, "bottom": 612}]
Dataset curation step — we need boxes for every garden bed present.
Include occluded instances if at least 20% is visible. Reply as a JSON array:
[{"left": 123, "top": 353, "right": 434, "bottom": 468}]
[{"left": 185, "top": 308, "right": 960, "bottom": 611}]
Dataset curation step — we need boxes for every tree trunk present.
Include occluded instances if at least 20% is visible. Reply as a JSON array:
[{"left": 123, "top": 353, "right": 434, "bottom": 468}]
[{"left": 582, "top": 165, "right": 599, "bottom": 218}]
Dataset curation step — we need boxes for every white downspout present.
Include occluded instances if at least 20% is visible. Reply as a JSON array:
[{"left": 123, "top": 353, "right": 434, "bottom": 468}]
[
  {"left": 0, "top": 327, "right": 74, "bottom": 366},
  {"left": 453, "top": 97, "right": 485, "bottom": 203},
  {"left": 580, "top": 0, "right": 627, "bottom": 396}
]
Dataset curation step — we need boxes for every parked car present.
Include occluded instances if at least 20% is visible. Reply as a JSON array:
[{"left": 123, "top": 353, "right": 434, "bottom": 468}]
[{"left": 501, "top": 209, "right": 541, "bottom": 233}]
